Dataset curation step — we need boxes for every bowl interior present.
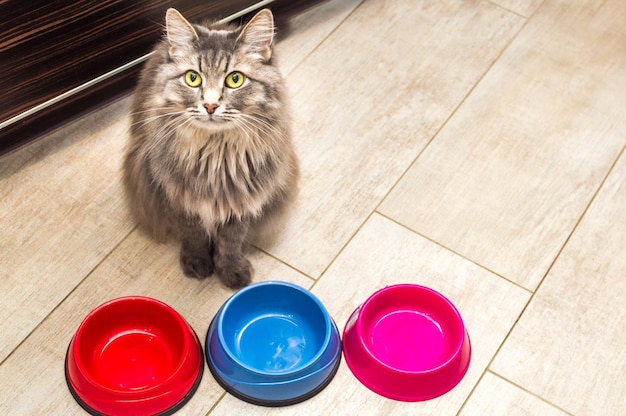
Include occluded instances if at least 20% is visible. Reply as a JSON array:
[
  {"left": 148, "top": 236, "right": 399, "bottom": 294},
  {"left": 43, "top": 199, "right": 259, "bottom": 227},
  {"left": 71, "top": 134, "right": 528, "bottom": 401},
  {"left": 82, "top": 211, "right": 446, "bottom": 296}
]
[
  {"left": 75, "top": 298, "right": 188, "bottom": 391},
  {"left": 359, "top": 285, "right": 465, "bottom": 372},
  {"left": 219, "top": 283, "right": 330, "bottom": 375}
]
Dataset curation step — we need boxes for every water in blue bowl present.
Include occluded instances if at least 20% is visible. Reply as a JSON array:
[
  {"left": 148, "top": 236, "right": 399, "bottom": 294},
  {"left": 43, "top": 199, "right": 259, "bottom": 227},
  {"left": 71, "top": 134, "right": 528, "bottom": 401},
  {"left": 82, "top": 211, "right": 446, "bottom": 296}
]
[{"left": 220, "top": 282, "right": 329, "bottom": 375}]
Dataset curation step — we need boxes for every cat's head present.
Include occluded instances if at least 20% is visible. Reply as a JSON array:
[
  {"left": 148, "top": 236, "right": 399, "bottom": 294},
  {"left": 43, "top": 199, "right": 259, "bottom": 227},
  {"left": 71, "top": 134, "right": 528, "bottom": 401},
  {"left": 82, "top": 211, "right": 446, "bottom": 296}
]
[{"left": 141, "top": 8, "right": 283, "bottom": 133}]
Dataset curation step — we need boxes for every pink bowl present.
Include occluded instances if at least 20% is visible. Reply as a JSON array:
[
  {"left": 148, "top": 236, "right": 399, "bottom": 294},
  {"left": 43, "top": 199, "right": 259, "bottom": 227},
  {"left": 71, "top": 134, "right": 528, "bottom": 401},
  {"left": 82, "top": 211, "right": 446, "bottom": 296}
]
[
  {"left": 342, "top": 284, "right": 471, "bottom": 401},
  {"left": 65, "top": 296, "right": 203, "bottom": 415}
]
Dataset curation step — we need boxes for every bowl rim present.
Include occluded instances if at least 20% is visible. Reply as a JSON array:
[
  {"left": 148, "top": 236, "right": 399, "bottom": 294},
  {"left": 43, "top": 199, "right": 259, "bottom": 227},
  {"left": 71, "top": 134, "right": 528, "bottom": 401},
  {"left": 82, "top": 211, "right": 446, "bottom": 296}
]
[
  {"left": 71, "top": 296, "right": 193, "bottom": 395},
  {"left": 354, "top": 284, "right": 467, "bottom": 375},
  {"left": 216, "top": 281, "right": 333, "bottom": 376}
]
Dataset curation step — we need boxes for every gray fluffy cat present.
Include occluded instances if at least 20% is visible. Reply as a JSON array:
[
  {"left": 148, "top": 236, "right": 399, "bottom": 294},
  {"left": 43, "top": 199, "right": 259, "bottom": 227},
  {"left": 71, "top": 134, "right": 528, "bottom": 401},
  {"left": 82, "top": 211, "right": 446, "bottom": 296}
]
[{"left": 123, "top": 8, "right": 298, "bottom": 288}]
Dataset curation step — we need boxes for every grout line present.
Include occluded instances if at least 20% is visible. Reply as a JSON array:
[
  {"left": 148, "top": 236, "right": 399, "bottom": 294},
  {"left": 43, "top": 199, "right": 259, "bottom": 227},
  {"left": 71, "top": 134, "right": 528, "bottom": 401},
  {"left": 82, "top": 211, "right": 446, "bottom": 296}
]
[
  {"left": 315, "top": 225, "right": 362, "bottom": 278},
  {"left": 456, "top": 367, "right": 489, "bottom": 416},
  {"left": 374, "top": 211, "right": 534, "bottom": 294},
  {"left": 485, "top": 0, "right": 538, "bottom": 18},
  {"left": 204, "top": 391, "right": 227, "bottom": 415},
  {"left": 311, "top": 209, "right": 379, "bottom": 286},
  {"left": 488, "top": 371, "right": 576, "bottom": 415},
  {"left": 526, "top": 141, "right": 626, "bottom": 308},
  {"left": 252, "top": 244, "right": 317, "bottom": 283},
  {"left": 455, "top": 295, "right": 533, "bottom": 416}
]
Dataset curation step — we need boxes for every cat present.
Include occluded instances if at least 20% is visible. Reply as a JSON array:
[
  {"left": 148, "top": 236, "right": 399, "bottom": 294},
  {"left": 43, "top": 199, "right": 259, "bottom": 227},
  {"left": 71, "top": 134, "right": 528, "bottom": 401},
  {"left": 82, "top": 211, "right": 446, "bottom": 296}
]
[{"left": 123, "top": 8, "right": 298, "bottom": 288}]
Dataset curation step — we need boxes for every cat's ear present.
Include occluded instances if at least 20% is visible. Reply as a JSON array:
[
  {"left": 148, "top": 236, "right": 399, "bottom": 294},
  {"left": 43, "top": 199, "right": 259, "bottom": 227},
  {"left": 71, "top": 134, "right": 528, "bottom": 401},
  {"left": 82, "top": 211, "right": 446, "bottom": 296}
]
[
  {"left": 165, "top": 8, "right": 198, "bottom": 61},
  {"left": 236, "top": 9, "right": 274, "bottom": 62}
]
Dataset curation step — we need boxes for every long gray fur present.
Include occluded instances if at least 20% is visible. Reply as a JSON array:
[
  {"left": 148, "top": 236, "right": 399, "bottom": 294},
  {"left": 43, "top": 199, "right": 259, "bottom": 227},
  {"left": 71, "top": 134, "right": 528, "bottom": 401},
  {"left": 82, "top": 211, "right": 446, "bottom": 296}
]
[{"left": 123, "top": 8, "right": 298, "bottom": 288}]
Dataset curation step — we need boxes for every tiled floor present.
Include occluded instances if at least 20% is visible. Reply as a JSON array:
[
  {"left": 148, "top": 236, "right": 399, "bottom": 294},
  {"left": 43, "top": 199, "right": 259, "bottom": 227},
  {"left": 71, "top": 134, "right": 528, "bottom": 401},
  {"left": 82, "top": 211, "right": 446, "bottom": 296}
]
[{"left": 1, "top": 0, "right": 625, "bottom": 414}]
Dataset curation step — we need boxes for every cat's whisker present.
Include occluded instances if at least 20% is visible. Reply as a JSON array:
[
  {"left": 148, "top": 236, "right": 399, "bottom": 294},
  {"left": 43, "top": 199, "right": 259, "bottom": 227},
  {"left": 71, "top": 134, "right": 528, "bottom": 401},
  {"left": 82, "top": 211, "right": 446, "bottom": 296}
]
[
  {"left": 143, "top": 114, "right": 188, "bottom": 153},
  {"left": 242, "top": 111, "right": 282, "bottom": 129},
  {"left": 130, "top": 107, "right": 176, "bottom": 116},
  {"left": 229, "top": 116, "right": 257, "bottom": 141},
  {"left": 233, "top": 119, "right": 270, "bottom": 149},
  {"left": 131, "top": 111, "right": 186, "bottom": 128},
  {"left": 130, "top": 109, "right": 183, "bottom": 128},
  {"left": 237, "top": 113, "right": 286, "bottom": 141},
  {"left": 235, "top": 112, "right": 272, "bottom": 131}
]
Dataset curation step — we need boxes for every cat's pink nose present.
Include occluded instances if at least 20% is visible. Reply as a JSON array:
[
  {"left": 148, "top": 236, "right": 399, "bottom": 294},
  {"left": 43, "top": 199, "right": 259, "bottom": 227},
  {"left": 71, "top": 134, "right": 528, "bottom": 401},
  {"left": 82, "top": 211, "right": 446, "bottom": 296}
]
[{"left": 205, "top": 104, "right": 218, "bottom": 114}]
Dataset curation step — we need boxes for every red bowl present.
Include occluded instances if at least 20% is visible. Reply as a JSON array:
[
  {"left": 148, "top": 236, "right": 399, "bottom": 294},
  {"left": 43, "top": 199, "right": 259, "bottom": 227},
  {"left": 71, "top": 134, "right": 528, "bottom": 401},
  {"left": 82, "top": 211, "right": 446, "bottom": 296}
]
[{"left": 65, "top": 297, "right": 203, "bottom": 415}]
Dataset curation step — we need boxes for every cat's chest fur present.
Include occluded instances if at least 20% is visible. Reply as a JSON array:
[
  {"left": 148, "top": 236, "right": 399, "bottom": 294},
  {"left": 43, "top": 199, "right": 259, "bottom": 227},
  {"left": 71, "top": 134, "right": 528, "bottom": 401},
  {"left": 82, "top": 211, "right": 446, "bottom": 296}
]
[{"left": 152, "top": 128, "right": 282, "bottom": 226}]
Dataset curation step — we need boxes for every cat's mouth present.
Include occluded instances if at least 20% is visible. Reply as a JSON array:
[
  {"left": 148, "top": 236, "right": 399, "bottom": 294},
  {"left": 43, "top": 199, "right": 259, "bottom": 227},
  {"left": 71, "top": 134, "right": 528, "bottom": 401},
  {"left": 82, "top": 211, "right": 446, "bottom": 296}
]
[{"left": 190, "top": 112, "right": 233, "bottom": 131}]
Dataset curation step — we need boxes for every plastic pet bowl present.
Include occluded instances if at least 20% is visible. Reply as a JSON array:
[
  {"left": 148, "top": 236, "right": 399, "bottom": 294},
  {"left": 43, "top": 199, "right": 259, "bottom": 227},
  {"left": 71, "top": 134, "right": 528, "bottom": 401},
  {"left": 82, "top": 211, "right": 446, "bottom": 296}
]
[
  {"left": 206, "top": 281, "right": 341, "bottom": 406},
  {"left": 342, "top": 284, "right": 471, "bottom": 401},
  {"left": 65, "top": 296, "right": 204, "bottom": 416}
]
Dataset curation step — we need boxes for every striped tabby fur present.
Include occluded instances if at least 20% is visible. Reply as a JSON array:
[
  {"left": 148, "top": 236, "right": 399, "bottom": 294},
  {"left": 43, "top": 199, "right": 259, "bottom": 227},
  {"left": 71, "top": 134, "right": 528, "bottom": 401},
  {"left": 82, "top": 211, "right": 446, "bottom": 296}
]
[{"left": 123, "top": 8, "right": 298, "bottom": 288}]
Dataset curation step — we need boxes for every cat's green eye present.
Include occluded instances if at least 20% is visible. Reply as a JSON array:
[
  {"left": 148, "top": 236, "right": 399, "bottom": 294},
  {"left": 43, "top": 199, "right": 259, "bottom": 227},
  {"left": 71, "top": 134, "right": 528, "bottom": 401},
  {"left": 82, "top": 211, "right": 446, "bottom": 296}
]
[
  {"left": 184, "top": 70, "right": 202, "bottom": 87},
  {"left": 225, "top": 71, "right": 245, "bottom": 89}
]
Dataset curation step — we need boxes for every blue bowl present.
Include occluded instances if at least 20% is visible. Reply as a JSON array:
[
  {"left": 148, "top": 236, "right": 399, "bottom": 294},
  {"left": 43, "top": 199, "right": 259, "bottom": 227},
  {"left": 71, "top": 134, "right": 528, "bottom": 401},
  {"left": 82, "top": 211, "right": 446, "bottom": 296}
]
[{"left": 206, "top": 281, "right": 341, "bottom": 406}]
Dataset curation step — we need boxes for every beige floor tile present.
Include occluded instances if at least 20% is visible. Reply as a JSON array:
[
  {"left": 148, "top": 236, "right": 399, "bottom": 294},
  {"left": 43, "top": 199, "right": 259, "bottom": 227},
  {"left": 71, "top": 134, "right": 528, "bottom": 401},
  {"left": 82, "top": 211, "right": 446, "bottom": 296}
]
[
  {"left": 276, "top": 0, "right": 364, "bottom": 75},
  {"left": 460, "top": 372, "right": 569, "bottom": 416},
  {"left": 0, "top": 229, "right": 312, "bottom": 415},
  {"left": 254, "top": 0, "right": 525, "bottom": 278},
  {"left": 379, "top": 0, "right": 626, "bottom": 290},
  {"left": 490, "top": 0, "right": 544, "bottom": 17},
  {"left": 211, "top": 214, "right": 530, "bottom": 415},
  {"left": 491, "top": 149, "right": 626, "bottom": 415},
  {"left": 3, "top": 0, "right": 624, "bottom": 415},
  {"left": 0, "top": 98, "right": 134, "bottom": 362}
]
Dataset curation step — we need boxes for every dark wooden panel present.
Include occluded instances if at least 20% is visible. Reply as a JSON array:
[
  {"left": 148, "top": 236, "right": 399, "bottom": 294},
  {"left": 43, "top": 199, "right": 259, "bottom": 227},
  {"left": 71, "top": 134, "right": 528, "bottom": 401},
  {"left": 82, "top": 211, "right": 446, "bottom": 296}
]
[
  {"left": 0, "top": 1, "right": 261, "bottom": 122},
  {"left": 0, "top": 0, "right": 260, "bottom": 155},
  {"left": 0, "top": 0, "right": 321, "bottom": 155}
]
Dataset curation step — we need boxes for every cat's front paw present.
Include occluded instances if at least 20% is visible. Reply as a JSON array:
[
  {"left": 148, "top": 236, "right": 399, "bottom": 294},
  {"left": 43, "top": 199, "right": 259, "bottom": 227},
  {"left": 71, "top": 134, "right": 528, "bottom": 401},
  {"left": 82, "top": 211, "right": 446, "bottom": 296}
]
[
  {"left": 180, "top": 250, "right": 214, "bottom": 279},
  {"left": 215, "top": 255, "right": 252, "bottom": 288}
]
